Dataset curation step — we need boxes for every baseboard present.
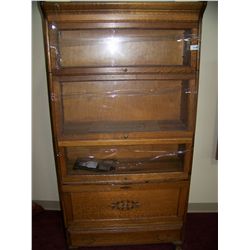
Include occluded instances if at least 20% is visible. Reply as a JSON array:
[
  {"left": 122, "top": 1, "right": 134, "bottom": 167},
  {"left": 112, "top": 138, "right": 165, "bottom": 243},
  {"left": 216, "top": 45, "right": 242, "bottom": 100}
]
[
  {"left": 188, "top": 203, "right": 218, "bottom": 213},
  {"left": 33, "top": 200, "right": 218, "bottom": 213},
  {"left": 33, "top": 200, "right": 61, "bottom": 211}
]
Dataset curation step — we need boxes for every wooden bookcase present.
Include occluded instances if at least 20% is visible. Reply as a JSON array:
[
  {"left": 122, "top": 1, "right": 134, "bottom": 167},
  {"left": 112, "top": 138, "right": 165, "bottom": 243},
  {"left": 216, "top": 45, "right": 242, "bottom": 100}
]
[{"left": 40, "top": 2, "right": 206, "bottom": 249}]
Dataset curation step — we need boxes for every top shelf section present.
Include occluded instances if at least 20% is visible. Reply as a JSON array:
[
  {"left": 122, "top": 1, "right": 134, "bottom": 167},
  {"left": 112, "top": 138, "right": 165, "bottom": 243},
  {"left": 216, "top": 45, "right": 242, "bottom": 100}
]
[
  {"left": 48, "top": 27, "right": 200, "bottom": 73},
  {"left": 50, "top": 29, "right": 199, "bottom": 69},
  {"left": 41, "top": 1, "right": 206, "bottom": 74},
  {"left": 41, "top": 2, "right": 206, "bottom": 12},
  {"left": 41, "top": 2, "right": 206, "bottom": 22}
]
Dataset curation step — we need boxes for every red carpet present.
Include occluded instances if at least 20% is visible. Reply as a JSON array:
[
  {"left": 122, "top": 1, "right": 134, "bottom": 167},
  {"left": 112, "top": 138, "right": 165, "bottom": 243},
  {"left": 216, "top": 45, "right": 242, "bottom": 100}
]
[{"left": 32, "top": 211, "right": 217, "bottom": 250}]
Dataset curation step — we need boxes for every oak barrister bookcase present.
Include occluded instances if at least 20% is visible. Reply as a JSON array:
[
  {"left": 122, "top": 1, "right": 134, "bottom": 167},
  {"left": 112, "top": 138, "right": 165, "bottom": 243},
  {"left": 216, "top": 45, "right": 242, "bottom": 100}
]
[{"left": 40, "top": 2, "right": 206, "bottom": 249}]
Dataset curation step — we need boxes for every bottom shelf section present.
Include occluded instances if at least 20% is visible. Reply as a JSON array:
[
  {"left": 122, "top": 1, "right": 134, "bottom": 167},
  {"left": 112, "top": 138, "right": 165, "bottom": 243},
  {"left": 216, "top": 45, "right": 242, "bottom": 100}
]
[
  {"left": 61, "top": 181, "right": 189, "bottom": 227},
  {"left": 61, "top": 181, "right": 188, "bottom": 247},
  {"left": 67, "top": 227, "right": 182, "bottom": 247}
]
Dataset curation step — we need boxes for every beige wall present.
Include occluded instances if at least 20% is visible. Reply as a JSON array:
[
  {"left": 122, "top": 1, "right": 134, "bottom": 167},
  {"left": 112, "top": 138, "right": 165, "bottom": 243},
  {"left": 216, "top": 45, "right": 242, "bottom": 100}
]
[
  {"left": 32, "top": 1, "right": 218, "bottom": 204},
  {"left": 189, "top": 1, "right": 218, "bottom": 203},
  {"left": 32, "top": 2, "right": 59, "bottom": 201}
]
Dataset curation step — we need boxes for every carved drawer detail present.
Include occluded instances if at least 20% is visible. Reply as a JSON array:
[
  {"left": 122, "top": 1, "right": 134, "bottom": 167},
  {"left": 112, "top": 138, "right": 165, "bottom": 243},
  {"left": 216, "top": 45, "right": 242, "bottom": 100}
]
[
  {"left": 65, "top": 182, "right": 188, "bottom": 223},
  {"left": 111, "top": 200, "right": 140, "bottom": 211}
]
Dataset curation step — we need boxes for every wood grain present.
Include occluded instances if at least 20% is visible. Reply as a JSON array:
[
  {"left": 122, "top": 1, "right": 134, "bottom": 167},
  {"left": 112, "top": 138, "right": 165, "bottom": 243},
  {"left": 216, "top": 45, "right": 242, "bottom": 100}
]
[{"left": 40, "top": 1, "right": 206, "bottom": 247}]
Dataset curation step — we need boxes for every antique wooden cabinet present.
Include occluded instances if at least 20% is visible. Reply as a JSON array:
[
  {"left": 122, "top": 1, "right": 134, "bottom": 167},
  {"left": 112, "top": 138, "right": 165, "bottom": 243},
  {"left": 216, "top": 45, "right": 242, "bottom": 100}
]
[{"left": 40, "top": 2, "right": 206, "bottom": 249}]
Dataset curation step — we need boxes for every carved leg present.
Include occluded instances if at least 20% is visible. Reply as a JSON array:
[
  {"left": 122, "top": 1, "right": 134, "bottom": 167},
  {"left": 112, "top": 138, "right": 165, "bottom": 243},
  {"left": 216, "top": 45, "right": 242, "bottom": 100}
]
[
  {"left": 175, "top": 245, "right": 182, "bottom": 250},
  {"left": 173, "top": 241, "right": 183, "bottom": 250}
]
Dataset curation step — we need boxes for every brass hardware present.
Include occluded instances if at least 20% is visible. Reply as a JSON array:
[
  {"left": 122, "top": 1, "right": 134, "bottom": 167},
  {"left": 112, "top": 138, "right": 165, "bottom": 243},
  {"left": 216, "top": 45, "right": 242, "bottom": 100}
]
[
  {"left": 123, "top": 134, "right": 128, "bottom": 139},
  {"left": 120, "top": 186, "right": 131, "bottom": 190},
  {"left": 50, "top": 93, "right": 56, "bottom": 101},
  {"left": 111, "top": 200, "right": 140, "bottom": 210}
]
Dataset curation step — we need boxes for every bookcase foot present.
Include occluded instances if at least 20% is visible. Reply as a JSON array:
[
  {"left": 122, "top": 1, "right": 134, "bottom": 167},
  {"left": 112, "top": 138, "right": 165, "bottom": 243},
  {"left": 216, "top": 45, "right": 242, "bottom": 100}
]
[{"left": 173, "top": 241, "right": 183, "bottom": 250}]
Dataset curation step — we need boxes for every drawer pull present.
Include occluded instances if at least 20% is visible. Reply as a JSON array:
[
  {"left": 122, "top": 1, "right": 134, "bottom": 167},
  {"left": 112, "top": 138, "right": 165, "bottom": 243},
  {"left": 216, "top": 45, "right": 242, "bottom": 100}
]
[
  {"left": 120, "top": 186, "right": 131, "bottom": 190},
  {"left": 111, "top": 200, "right": 140, "bottom": 211}
]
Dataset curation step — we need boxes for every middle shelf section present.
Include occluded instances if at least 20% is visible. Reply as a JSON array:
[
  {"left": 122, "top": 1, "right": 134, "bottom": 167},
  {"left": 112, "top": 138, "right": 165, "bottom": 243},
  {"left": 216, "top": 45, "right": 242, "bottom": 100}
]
[{"left": 52, "top": 76, "right": 197, "bottom": 141}]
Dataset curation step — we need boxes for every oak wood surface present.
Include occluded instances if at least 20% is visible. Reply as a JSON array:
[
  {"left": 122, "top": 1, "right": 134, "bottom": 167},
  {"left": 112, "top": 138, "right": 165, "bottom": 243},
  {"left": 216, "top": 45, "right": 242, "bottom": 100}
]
[
  {"left": 41, "top": 2, "right": 205, "bottom": 12},
  {"left": 40, "top": 1, "right": 206, "bottom": 248},
  {"left": 61, "top": 181, "right": 189, "bottom": 227},
  {"left": 58, "top": 137, "right": 193, "bottom": 146},
  {"left": 68, "top": 228, "right": 181, "bottom": 247}
]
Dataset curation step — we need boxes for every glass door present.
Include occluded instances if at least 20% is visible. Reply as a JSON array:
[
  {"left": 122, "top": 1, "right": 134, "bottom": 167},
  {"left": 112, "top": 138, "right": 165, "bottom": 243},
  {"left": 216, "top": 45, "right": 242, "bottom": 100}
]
[{"left": 52, "top": 78, "right": 196, "bottom": 139}]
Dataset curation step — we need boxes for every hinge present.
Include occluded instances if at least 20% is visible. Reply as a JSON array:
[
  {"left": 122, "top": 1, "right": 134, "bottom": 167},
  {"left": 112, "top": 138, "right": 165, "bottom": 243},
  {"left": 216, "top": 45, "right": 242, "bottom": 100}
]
[
  {"left": 184, "top": 88, "right": 197, "bottom": 95},
  {"left": 51, "top": 93, "right": 56, "bottom": 102},
  {"left": 184, "top": 89, "right": 192, "bottom": 94},
  {"left": 56, "top": 151, "right": 62, "bottom": 157}
]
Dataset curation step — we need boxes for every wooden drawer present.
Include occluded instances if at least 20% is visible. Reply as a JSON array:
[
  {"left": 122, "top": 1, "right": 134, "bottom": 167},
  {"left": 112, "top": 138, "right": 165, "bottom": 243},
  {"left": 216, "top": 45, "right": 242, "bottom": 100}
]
[
  {"left": 67, "top": 227, "right": 181, "bottom": 247},
  {"left": 61, "top": 181, "right": 189, "bottom": 230}
]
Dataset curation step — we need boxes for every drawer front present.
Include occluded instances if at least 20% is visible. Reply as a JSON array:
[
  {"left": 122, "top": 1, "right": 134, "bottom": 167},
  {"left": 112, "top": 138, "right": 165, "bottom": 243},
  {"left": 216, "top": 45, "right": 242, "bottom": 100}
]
[
  {"left": 68, "top": 228, "right": 181, "bottom": 247},
  {"left": 61, "top": 181, "right": 189, "bottom": 229}
]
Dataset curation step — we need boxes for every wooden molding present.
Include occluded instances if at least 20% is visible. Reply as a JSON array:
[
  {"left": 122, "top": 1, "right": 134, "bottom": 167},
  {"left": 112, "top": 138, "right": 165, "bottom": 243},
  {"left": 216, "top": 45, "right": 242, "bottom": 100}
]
[{"left": 33, "top": 200, "right": 218, "bottom": 213}]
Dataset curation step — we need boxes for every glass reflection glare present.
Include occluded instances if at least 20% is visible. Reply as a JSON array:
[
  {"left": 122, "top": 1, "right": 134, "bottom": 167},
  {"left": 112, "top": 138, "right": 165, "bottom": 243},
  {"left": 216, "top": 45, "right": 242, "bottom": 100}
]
[
  {"left": 51, "top": 24, "right": 57, "bottom": 30},
  {"left": 105, "top": 37, "right": 120, "bottom": 55}
]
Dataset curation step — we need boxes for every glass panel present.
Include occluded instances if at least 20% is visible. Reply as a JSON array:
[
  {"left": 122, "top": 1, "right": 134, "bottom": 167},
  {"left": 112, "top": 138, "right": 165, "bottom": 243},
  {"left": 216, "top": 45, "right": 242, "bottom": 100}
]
[
  {"left": 58, "top": 29, "right": 191, "bottom": 67},
  {"left": 64, "top": 144, "right": 188, "bottom": 175},
  {"left": 58, "top": 80, "right": 192, "bottom": 136}
]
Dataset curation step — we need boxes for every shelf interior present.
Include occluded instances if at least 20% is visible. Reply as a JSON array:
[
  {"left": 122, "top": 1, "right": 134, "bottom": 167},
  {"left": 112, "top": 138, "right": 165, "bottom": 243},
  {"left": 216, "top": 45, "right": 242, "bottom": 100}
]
[{"left": 64, "top": 144, "right": 187, "bottom": 175}]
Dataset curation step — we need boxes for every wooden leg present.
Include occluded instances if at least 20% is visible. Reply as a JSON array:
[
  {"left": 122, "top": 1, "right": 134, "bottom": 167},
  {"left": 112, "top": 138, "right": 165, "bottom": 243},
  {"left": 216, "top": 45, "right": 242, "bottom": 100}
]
[{"left": 173, "top": 241, "right": 183, "bottom": 250}]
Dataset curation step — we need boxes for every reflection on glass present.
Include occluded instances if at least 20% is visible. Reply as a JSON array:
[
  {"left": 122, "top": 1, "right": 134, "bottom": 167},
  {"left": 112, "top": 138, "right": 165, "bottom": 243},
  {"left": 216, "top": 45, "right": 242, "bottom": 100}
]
[
  {"left": 58, "top": 29, "right": 189, "bottom": 67},
  {"left": 66, "top": 144, "right": 187, "bottom": 174},
  {"left": 105, "top": 36, "right": 121, "bottom": 56}
]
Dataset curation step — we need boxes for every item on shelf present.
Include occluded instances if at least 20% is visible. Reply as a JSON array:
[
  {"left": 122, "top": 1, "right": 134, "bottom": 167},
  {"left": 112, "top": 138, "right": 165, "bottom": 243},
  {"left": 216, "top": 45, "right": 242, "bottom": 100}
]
[{"left": 74, "top": 159, "right": 116, "bottom": 172}]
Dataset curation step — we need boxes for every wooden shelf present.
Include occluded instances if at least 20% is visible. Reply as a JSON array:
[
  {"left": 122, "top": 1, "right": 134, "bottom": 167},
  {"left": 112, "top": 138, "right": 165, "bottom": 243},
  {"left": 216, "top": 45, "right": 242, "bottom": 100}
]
[
  {"left": 58, "top": 138, "right": 192, "bottom": 147},
  {"left": 67, "top": 158, "right": 183, "bottom": 176},
  {"left": 63, "top": 120, "right": 187, "bottom": 135}
]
